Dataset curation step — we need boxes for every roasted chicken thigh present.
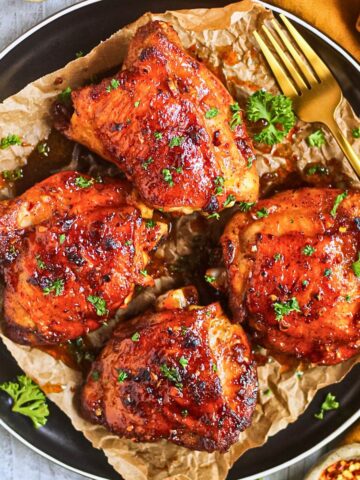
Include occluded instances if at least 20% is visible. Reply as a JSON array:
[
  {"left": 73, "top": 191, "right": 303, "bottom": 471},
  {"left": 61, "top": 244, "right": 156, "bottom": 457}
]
[
  {"left": 56, "top": 21, "right": 258, "bottom": 214},
  {"left": 1, "top": 171, "right": 166, "bottom": 345},
  {"left": 81, "top": 288, "right": 258, "bottom": 452},
  {"left": 222, "top": 188, "right": 360, "bottom": 365}
]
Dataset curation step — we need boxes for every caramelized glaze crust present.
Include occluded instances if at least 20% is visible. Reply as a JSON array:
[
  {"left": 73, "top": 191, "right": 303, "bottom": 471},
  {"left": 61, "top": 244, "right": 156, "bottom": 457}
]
[
  {"left": 1, "top": 171, "right": 166, "bottom": 344},
  {"left": 59, "top": 21, "right": 258, "bottom": 214},
  {"left": 81, "top": 303, "right": 257, "bottom": 452},
  {"left": 222, "top": 188, "right": 360, "bottom": 365}
]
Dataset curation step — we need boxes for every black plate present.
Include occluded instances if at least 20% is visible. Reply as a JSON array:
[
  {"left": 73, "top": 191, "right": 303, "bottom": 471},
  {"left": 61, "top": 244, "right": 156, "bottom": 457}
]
[{"left": 0, "top": 1, "right": 359, "bottom": 479}]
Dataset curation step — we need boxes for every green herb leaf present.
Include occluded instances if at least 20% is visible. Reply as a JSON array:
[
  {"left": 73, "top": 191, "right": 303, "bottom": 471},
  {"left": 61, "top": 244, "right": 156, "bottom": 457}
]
[
  {"left": 160, "top": 363, "right": 182, "bottom": 388},
  {"left": 2, "top": 167, "right": 23, "bottom": 182},
  {"left": 238, "top": 201, "right": 255, "bottom": 212},
  {"left": 307, "top": 130, "right": 325, "bottom": 148},
  {"left": 142, "top": 157, "right": 153, "bottom": 170},
  {"left": 117, "top": 370, "right": 128, "bottom": 383},
  {"left": 205, "top": 107, "right": 219, "bottom": 119},
  {"left": 223, "top": 194, "right": 236, "bottom": 207},
  {"left": 131, "top": 332, "right": 140, "bottom": 342},
  {"left": 76, "top": 51, "right": 84, "bottom": 58},
  {"left": 352, "top": 252, "right": 360, "bottom": 278},
  {"left": 315, "top": 392, "right": 339, "bottom": 420},
  {"left": 207, "top": 212, "right": 220, "bottom": 220},
  {"left": 59, "top": 234, "right": 66, "bottom": 245},
  {"left": 140, "top": 269, "right": 148, "bottom": 276},
  {"left": 145, "top": 219, "right": 156, "bottom": 228},
  {"left": 212, "top": 363, "right": 218, "bottom": 373},
  {"left": 181, "top": 409, "right": 188, "bottom": 417},
  {"left": 74, "top": 176, "right": 94, "bottom": 188},
  {"left": 246, "top": 90, "right": 295, "bottom": 145},
  {"left": 134, "top": 100, "right": 140, "bottom": 108},
  {"left": 169, "top": 136, "right": 185, "bottom": 147},
  {"left": 43, "top": 279, "right": 64, "bottom": 296},
  {"left": 91, "top": 370, "right": 100, "bottom": 381},
  {"left": 229, "top": 102, "right": 242, "bottom": 130},
  {"left": 179, "top": 356, "right": 188, "bottom": 368},
  {"left": 36, "top": 256, "right": 46, "bottom": 270},
  {"left": 87, "top": 296, "right": 108, "bottom": 316},
  {"left": 273, "top": 297, "right": 301, "bottom": 321},
  {"left": 256, "top": 207, "right": 269, "bottom": 218},
  {"left": 352, "top": 127, "right": 360, "bottom": 138},
  {"left": 274, "top": 253, "right": 283, "bottom": 262},
  {"left": 58, "top": 87, "right": 72, "bottom": 103},
  {"left": 162, "top": 168, "right": 174, "bottom": 187},
  {"left": 324, "top": 268, "right": 332, "bottom": 277},
  {"left": 330, "top": 191, "right": 348, "bottom": 217},
  {"left": 204, "top": 275, "right": 215, "bottom": 283},
  {"left": 37, "top": 142, "right": 50, "bottom": 156},
  {"left": 306, "top": 164, "right": 328, "bottom": 176},
  {"left": 0, "top": 134, "right": 22, "bottom": 149},
  {"left": 106, "top": 79, "right": 120, "bottom": 92},
  {"left": 154, "top": 132, "right": 162, "bottom": 140},
  {"left": 303, "top": 245, "right": 315, "bottom": 256},
  {"left": 0, "top": 375, "right": 49, "bottom": 428}
]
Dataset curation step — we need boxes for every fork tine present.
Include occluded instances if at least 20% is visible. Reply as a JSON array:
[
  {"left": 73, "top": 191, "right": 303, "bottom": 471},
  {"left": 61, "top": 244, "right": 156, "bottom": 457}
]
[
  {"left": 270, "top": 20, "right": 318, "bottom": 87},
  {"left": 279, "top": 14, "right": 332, "bottom": 81},
  {"left": 262, "top": 25, "right": 308, "bottom": 92},
  {"left": 254, "top": 31, "right": 298, "bottom": 97}
]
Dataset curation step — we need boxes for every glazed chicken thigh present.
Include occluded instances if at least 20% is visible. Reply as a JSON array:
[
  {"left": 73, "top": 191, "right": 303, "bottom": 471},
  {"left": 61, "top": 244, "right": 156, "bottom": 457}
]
[
  {"left": 1, "top": 171, "right": 166, "bottom": 345},
  {"left": 56, "top": 21, "right": 258, "bottom": 214},
  {"left": 81, "top": 288, "right": 258, "bottom": 452},
  {"left": 222, "top": 188, "right": 360, "bottom": 365}
]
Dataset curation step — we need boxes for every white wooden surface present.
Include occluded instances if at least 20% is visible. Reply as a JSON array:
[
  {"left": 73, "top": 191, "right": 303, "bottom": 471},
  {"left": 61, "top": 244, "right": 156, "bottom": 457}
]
[{"left": 0, "top": 1, "right": 342, "bottom": 479}]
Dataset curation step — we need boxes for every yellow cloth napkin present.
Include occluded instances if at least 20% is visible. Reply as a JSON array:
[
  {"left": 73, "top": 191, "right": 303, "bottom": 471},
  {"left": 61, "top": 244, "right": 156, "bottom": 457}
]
[{"left": 266, "top": 0, "right": 360, "bottom": 61}]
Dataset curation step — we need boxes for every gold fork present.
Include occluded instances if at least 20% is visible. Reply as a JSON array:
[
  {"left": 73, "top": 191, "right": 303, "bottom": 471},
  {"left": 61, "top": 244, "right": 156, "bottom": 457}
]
[{"left": 254, "top": 14, "right": 360, "bottom": 179}]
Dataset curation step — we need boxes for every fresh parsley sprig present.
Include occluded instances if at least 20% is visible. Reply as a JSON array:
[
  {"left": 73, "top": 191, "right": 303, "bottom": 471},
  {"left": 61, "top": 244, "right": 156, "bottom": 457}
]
[{"left": 246, "top": 90, "right": 295, "bottom": 145}]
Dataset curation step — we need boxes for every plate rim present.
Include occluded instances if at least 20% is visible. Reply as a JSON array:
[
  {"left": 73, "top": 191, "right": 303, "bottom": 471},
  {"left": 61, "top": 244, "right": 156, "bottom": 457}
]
[{"left": 0, "top": 1, "right": 359, "bottom": 480}]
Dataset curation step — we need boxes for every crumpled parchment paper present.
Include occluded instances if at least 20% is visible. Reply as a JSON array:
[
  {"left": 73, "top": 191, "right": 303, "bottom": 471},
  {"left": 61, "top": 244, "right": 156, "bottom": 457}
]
[{"left": 0, "top": 2, "right": 359, "bottom": 480}]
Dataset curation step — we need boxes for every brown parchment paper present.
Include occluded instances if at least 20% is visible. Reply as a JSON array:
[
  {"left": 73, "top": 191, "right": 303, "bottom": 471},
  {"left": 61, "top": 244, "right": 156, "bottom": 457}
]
[{"left": 0, "top": 2, "right": 359, "bottom": 480}]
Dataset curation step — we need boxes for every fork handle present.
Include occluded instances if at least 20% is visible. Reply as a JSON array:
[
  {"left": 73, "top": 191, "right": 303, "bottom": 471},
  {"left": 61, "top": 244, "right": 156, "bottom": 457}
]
[{"left": 325, "top": 118, "right": 360, "bottom": 179}]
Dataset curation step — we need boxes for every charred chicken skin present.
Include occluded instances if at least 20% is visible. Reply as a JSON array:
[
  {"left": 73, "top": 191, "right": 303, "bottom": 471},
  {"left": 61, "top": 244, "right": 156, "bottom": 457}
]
[
  {"left": 56, "top": 21, "right": 258, "bottom": 214},
  {"left": 1, "top": 171, "right": 167, "bottom": 345},
  {"left": 221, "top": 188, "right": 360, "bottom": 365},
  {"left": 81, "top": 288, "right": 258, "bottom": 452}
]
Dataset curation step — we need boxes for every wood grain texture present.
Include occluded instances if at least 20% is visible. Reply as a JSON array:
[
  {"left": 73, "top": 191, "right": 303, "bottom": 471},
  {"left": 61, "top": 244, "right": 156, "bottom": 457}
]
[{"left": 0, "top": 1, "right": 338, "bottom": 479}]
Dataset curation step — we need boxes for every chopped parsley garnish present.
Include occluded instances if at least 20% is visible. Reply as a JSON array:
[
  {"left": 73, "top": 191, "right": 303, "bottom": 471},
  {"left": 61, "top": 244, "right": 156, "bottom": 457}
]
[
  {"left": 125, "top": 240, "right": 133, "bottom": 246},
  {"left": 106, "top": 79, "right": 120, "bottom": 92},
  {"left": 246, "top": 90, "right": 295, "bottom": 145},
  {"left": 302, "top": 280, "right": 309, "bottom": 287},
  {"left": 87, "top": 295, "right": 108, "bottom": 316},
  {"left": 58, "top": 87, "right": 72, "bottom": 103},
  {"left": 175, "top": 166, "right": 183, "bottom": 173},
  {"left": 207, "top": 212, "right": 220, "bottom": 220},
  {"left": 306, "top": 164, "right": 328, "bottom": 176},
  {"left": 223, "top": 194, "right": 236, "bottom": 207},
  {"left": 330, "top": 191, "right": 348, "bottom": 218},
  {"left": 142, "top": 157, "right": 153, "bottom": 170},
  {"left": 345, "top": 295, "right": 351, "bottom": 302},
  {"left": 131, "top": 332, "right": 140, "bottom": 342},
  {"left": 314, "top": 392, "right": 339, "bottom": 420},
  {"left": 37, "top": 142, "right": 50, "bottom": 156},
  {"left": 43, "top": 279, "right": 64, "bottom": 296},
  {"left": 0, "top": 375, "right": 49, "bottom": 429},
  {"left": 75, "top": 51, "right": 84, "bottom": 58},
  {"left": 59, "top": 234, "right": 66, "bottom": 245},
  {"left": 117, "top": 370, "right": 128, "bottom": 383},
  {"left": 307, "top": 130, "right": 325, "bottom": 148},
  {"left": 179, "top": 356, "right": 188, "bottom": 368},
  {"left": 140, "top": 269, "right": 148, "bottom": 276},
  {"left": 74, "top": 176, "right": 94, "bottom": 188},
  {"left": 205, "top": 107, "right": 219, "bottom": 119},
  {"left": 36, "top": 256, "right": 46, "bottom": 270},
  {"left": 134, "top": 100, "right": 140, "bottom": 107},
  {"left": 352, "top": 127, "right": 360, "bottom": 138},
  {"left": 162, "top": 168, "right": 174, "bottom": 187},
  {"left": 204, "top": 275, "right": 215, "bottom": 283},
  {"left": 352, "top": 252, "right": 360, "bottom": 278},
  {"left": 274, "top": 253, "right": 283, "bottom": 262},
  {"left": 0, "top": 134, "right": 22, "bottom": 149},
  {"left": 154, "top": 132, "right": 162, "bottom": 140},
  {"left": 181, "top": 326, "right": 188, "bottom": 335},
  {"left": 212, "top": 363, "right": 218, "bottom": 373},
  {"left": 303, "top": 245, "right": 315, "bottom": 256},
  {"left": 296, "top": 371, "right": 304, "bottom": 379},
  {"left": 324, "top": 268, "right": 332, "bottom": 277},
  {"left": 229, "top": 102, "right": 242, "bottom": 130},
  {"left": 169, "top": 136, "right": 185, "bottom": 147},
  {"left": 91, "top": 370, "right": 100, "bottom": 381},
  {"left": 247, "top": 155, "right": 255, "bottom": 168},
  {"left": 263, "top": 388, "right": 272, "bottom": 396},
  {"left": 145, "top": 219, "right": 156, "bottom": 228},
  {"left": 2, "top": 167, "right": 23, "bottom": 182},
  {"left": 273, "top": 297, "right": 301, "bottom": 321},
  {"left": 160, "top": 363, "right": 182, "bottom": 388},
  {"left": 238, "top": 201, "right": 255, "bottom": 212},
  {"left": 256, "top": 207, "right": 269, "bottom": 218},
  {"left": 181, "top": 409, "right": 188, "bottom": 417}
]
